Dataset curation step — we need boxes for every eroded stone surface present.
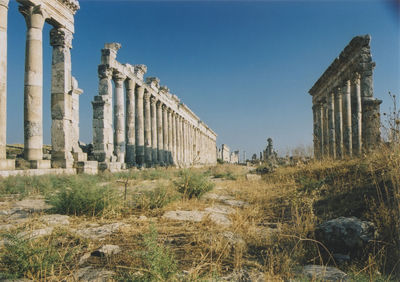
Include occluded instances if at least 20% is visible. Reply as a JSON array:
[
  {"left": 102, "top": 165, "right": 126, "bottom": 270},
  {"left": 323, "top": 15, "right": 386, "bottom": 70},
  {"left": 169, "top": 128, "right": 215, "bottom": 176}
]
[
  {"left": 75, "top": 266, "right": 115, "bottom": 281},
  {"left": 91, "top": 244, "right": 121, "bottom": 257},
  {"left": 302, "top": 265, "right": 347, "bottom": 281},
  {"left": 76, "top": 222, "right": 129, "bottom": 240}
]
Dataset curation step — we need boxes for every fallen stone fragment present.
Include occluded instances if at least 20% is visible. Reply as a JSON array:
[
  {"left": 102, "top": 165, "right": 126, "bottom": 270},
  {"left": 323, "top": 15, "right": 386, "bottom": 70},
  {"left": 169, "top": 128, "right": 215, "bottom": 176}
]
[
  {"left": 40, "top": 214, "right": 70, "bottom": 226},
  {"left": 302, "top": 265, "right": 347, "bottom": 281},
  {"left": 91, "top": 244, "right": 121, "bottom": 257},
  {"left": 76, "top": 222, "right": 129, "bottom": 240},
  {"left": 205, "top": 204, "right": 234, "bottom": 215},
  {"left": 163, "top": 210, "right": 205, "bottom": 222},
  {"left": 18, "top": 227, "right": 54, "bottom": 240},
  {"left": 245, "top": 174, "right": 262, "bottom": 181},
  {"left": 75, "top": 266, "right": 115, "bottom": 281}
]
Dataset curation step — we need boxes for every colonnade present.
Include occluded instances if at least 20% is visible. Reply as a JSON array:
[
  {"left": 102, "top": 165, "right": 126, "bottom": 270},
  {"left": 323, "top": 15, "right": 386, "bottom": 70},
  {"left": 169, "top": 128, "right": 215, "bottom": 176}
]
[
  {"left": 0, "top": 0, "right": 84, "bottom": 170},
  {"left": 310, "top": 35, "right": 382, "bottom": 159},
  {"left": 92, "top": 43, "right": 217, "bottom": 169}
]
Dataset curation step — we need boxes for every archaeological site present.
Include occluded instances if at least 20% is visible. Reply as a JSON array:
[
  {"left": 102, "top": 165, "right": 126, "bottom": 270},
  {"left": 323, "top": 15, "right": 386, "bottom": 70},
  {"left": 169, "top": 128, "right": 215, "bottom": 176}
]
[{"left": 0, "top": 0, "right": 399, "bottom": 281}]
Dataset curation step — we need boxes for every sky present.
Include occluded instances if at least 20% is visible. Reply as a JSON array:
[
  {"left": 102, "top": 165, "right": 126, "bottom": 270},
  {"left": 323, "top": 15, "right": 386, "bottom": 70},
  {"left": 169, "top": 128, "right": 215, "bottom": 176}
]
[{"left": 5, "top": 0, "right": 400, "bottom": 157}]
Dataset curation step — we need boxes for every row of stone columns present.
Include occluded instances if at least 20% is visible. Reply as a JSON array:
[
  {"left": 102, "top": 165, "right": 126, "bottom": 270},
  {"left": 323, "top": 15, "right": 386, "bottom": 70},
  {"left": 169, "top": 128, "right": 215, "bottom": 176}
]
[
  {"left": 93, "top": 69, "right": 216, "bottom": 168},
  {"left": 0, "top": 1, "right": 81, "bottom": 170},
  {"left": 313, "top": 73, "right": 367, "bottom": 159}
]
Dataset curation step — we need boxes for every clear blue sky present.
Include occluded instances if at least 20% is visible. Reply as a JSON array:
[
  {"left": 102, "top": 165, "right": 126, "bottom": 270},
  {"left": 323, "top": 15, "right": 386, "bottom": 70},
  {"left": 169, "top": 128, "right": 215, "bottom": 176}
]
[{"left": 5, "top": 0, "right": 400, "bottom": 157}]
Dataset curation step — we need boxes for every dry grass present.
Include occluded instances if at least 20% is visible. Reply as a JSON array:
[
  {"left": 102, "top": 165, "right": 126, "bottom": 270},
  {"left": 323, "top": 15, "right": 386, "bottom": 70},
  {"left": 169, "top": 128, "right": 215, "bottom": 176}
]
[{"left": 0, "top": 150, "right": 399, "bottom": 280}]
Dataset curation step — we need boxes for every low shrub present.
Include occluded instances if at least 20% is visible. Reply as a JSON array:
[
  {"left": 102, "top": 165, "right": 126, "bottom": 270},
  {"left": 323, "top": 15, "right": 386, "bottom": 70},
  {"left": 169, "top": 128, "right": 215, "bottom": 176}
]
[
  {"left": 131, "top": 185, "right": 180, "bottom": 210},
  {"left": 174, "top": 169, "right": 214, "bottom": 199},
  {"left": 47, "top": 177, "right": 118, "bottom": 216}
]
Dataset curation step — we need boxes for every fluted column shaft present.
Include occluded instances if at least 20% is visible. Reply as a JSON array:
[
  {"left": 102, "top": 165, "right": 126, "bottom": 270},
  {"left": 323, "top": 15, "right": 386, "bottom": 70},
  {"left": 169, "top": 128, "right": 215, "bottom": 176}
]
[
  {"left": 144, "top": 92, "right": 152, "bottom": 166},
  {"left": 162, "top": 105, "right": 168, "bottom": 165},
  {"left": 343, "top": 80, "right": 352, "bottom": 157},
  {"left": 135, "top": 86, "right": 145, "bottom": 165},
  {"left": 0, "top": 0, "right": 9, "bottom": 160},
  {"left": 335, "top": 88, "right": 344, "bottom": 159},
  {"left": 150, "top": 97, "right": 157, "bottom": 165},
  {"left": 171, "top": 112, "right": 176, "bottom": 165},
  {"left": 167, "top": 109, "right": 173, "bottom": 164},
  {"left": 113, "top": 73, "right": 126, "bottom": 162},
  {"left": 328, "top": 91, "right": 336, "bottom": 159},
  {"left": 156, "top": 102, "right": 164, "bottom": 164},
  {"left": 322, "top": 102, "right": 329, "bottom": 157},
  {"left": 354, "top": 74, "right": 362, "bottom": 156},
  {"left": 20, "top": 5, "right": 47, "bottom": 161},
  {"left": 125, "top": 79, "right": 136, "bottom": 166},
  {"left": 312, "top": 104, "right": 320, "bottom": 159}
]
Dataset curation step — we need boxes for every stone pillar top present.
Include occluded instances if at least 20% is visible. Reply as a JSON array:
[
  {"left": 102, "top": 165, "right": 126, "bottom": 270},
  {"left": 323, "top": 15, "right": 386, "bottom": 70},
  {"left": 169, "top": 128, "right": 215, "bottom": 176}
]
[
  {"left": 143, "top": 91, "right": 151, "bottom": 101},
  {"left": 0, "top": 0, "right": 9, "bottom": 8},
  {"left": 98, "top": 65, "right": 113, "bottom": 79},
  {"left": 71, "top": 77, "right": 83, "bottom": 95},
  {"left": 150, "top": 96, "right": 157, "bottom": 104},
  {"left": 146, "top": 77, "right": 160, "bottom": 89},
  {"left": 134, "top": 64, "right": 147, "bottom": 80},
  {"left": 19, "top": 5, "right": 48, "bottom": 29},
  {"left": 113, "top": 71, "right": 126, "bottom": 82},
  {"left": 50, "top": 27, "right": 73, "bottom": 48},
  {"left": 162, "top": 104, "right": 168, "bottom": 110},
  {"left": 104, "top": 42, "right": 121, "bottom": 52},
  {"left": 353, "top": 72, "right": 361, "bottom": 84}
]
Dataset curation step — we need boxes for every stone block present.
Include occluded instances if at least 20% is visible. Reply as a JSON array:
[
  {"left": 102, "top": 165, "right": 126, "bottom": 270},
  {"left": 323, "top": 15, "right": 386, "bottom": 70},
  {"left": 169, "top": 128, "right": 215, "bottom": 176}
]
[
  {"left": 0, "top": 159, "right": 15, "bottom": 170},
  {"left": 76, "top": 161, "right": 98, "bottom": 175},
  {"left": 30, "top": 160, "right": 51, "bottom": 169},
  {"left": 73, "top": 152, "right": 87, "bottom": 162}
]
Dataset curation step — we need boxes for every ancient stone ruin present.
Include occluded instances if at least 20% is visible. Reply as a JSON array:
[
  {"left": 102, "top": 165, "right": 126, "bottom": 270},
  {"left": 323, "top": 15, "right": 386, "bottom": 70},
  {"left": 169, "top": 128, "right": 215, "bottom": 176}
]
[
  {"left": 92, "top": 43, "right": 217, "bottom": 169},
  {"left": 309, "top": 35, "right": 381, "bottom": 159},
  {"left": 0, "top": 0, "right": 217, "bottom": 176},
  {"left": 0, "top": 0, "right": 83, "bottom": 172}
]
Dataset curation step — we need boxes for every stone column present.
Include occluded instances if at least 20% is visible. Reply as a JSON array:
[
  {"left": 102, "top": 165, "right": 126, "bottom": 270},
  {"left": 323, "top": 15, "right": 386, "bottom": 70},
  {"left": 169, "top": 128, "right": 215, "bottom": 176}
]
[
  {"left": 335, "top": 87, "right": 344, "bottom": 159},
  {"left": 113, "top": 72, "right": 126, "bottom": 163},
  {"left": 93, "top": 66, "right": 113, "bottom": 162},
  {"left": 0, "top": 0, "right": 8, "bottom": 161},
  {"left": 312, "top": 104, "right": 319, "bottom": 159},
  {"left": 125, "top": 79, "right": 136, "bottom": 166},
  {"left": 177, "top": 116, "right": 182, "bottom": 165},
  {"left": 135, "top": 85, "right": 145, "bottom": 166},
  {"left": 0, "top": 0, "right": 13, "bottom": 170},
  {"left": 162, "top": 105, "right": 169, "bottom": 165},
  {"left": 150, "top": 97, "right": 158, "bottom": 165},
  {"left": 143, "top": 91, "right": 152, "bottom": 166},
  {"left": 171, "top": 112, "right": 176, "bottom": 165},
  {"left": 343, "top": 79, "right": 352, "bottom": 157},
  {"left": 70, "top": 77, "right": 84, "bottom": 158},
  {"left": 49, "top": 27, "right": 75, "bottom": 168},
  {"left": 174, "top": 114, "right": 179, "bottom": 164},
  {"left": 328, "top": 91, "right": 336, "bottom": 159},
  {"left": 20, "top": 5, "right": 48, "bottom": 165},
  {"left": 156, "top": 101, "right": 164, "bottom": 164},
  {"left": 167, "top": 109, "right": 173, "bottom": 165},
  {"left": 322, "top": 102, "right": 329, "bottom": 157},
  {"left": 353, "top": 73, "right": 362, "bottom": 156}
]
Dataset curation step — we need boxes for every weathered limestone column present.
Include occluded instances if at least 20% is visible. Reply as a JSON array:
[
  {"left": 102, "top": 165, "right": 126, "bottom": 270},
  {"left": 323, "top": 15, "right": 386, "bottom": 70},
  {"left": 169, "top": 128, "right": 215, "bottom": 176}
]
[
  {"left": 343, "top": 79, "right": 352, "bottom": 157},
  {"left": 312, "top": 104, "right": 320, "bottom": 159},
  {"left": 162, "top": 105, "right": 169, "bottom": 165},
  {"left": 177, "top": 116, "right": 182, "bottom": 165},
  {"left": 125, "top": 79, "right": 136, "bottom": 166},
  {"left": 167, "top": 109, "right": 173, "bottom": 165},
  {"left": 328, "top": 91, "right": 336, "bottom": 159},
  {"left": 49, "top": 27, "right": 75, "bottom": 168},
  {"left": 113, "top": 72, "right": 126, "bottom": 163},
  {"left": 171, "top": 112, "right": 176, "bottom": 165},
  {"left": 93, "top": 66, "right": 113, "bottom": 162},
  {"left": 135, "top": 85, "right": 145, "bottom": 166},
  {"left": 174, "top": 114, "right": 179, "bottom": 164},
  {"left": 0, "top": 0, "right": 14, "bottom": 170},
  {"left": 156, "top": 101, "right": 164, "bottom": 164},
  {"left": 322, "top": 102, "right": 329, "bottom": 157},
  {"left": 353, "top": 73, "right": 362, "bottom": 156},
  {"left": 150, "top": 96, "right": 158, "bottom": 164},
  {"left": 20, "top": 5, "right": 48, "bottom": 165},
  {"left": 143, "top": 91, "right": 152, "bottom": 166},
  {"left": 335, "top": 87, "right": 344, "bottom": 158}
]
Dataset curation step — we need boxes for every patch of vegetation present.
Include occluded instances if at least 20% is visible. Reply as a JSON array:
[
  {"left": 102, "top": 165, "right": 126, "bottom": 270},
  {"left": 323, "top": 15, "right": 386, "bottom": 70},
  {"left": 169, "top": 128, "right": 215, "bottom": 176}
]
[
  {"left": 47, "top": 177, "right": 118, "bottom": 216},
  {"left": 0, "top": 229, "right": 86, "bottom": 280},
  {"left": 130, "top": 185, "right": 180, "bottom": 210},
  {"left": 174, "top": 169, "right": 214, "bottom": 199}
]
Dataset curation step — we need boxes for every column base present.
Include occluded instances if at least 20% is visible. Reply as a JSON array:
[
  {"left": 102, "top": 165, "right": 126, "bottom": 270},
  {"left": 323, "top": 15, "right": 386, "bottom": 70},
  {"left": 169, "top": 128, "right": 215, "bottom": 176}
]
[
  {"left": 75, "top": 161, "right": 98, "bottom": 175},
  {"left": 0, "top": 159, "right": 16, "bottom": 170},
  {"left": 30, "top": 160, "right": 51, "bottom": 169},
  {"left": 98, "top": 161, "right": 125, "bottom": 172}
]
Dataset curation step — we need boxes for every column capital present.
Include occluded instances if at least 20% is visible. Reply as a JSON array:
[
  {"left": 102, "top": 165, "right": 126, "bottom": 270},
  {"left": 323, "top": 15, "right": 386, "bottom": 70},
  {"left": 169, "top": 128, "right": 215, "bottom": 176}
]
[
  {"left": 352, "top": 72, "right": 361, "bottom": 85},
  {"left": 113, "top": 72, "right": 126, "bottom": 84},
  {"left": 150, "top": 96, "right": 157, "bottom": 105},
  {"left": 162, "top": 104, "right": 167, "bottom": 110},
  {"left": 0, "top": 0, "right": 9, "bottom": 8},
  {"left": 98, "top": 65, "right": 113, "bottom": 79},
  {"left": 50, "top": 27, "right": 73, "bottom": 48},
  {"left": 19, "top": 5, "right": 48, "bottom": 29},
  {"left": 143, "top": 91, "right": 151, "bottom": 101}
]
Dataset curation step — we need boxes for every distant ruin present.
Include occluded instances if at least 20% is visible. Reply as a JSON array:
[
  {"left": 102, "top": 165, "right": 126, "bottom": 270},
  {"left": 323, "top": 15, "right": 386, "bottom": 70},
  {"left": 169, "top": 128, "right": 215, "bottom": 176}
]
[{"left": 309, "top": 35, "right": 381, "bottom": 159}]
